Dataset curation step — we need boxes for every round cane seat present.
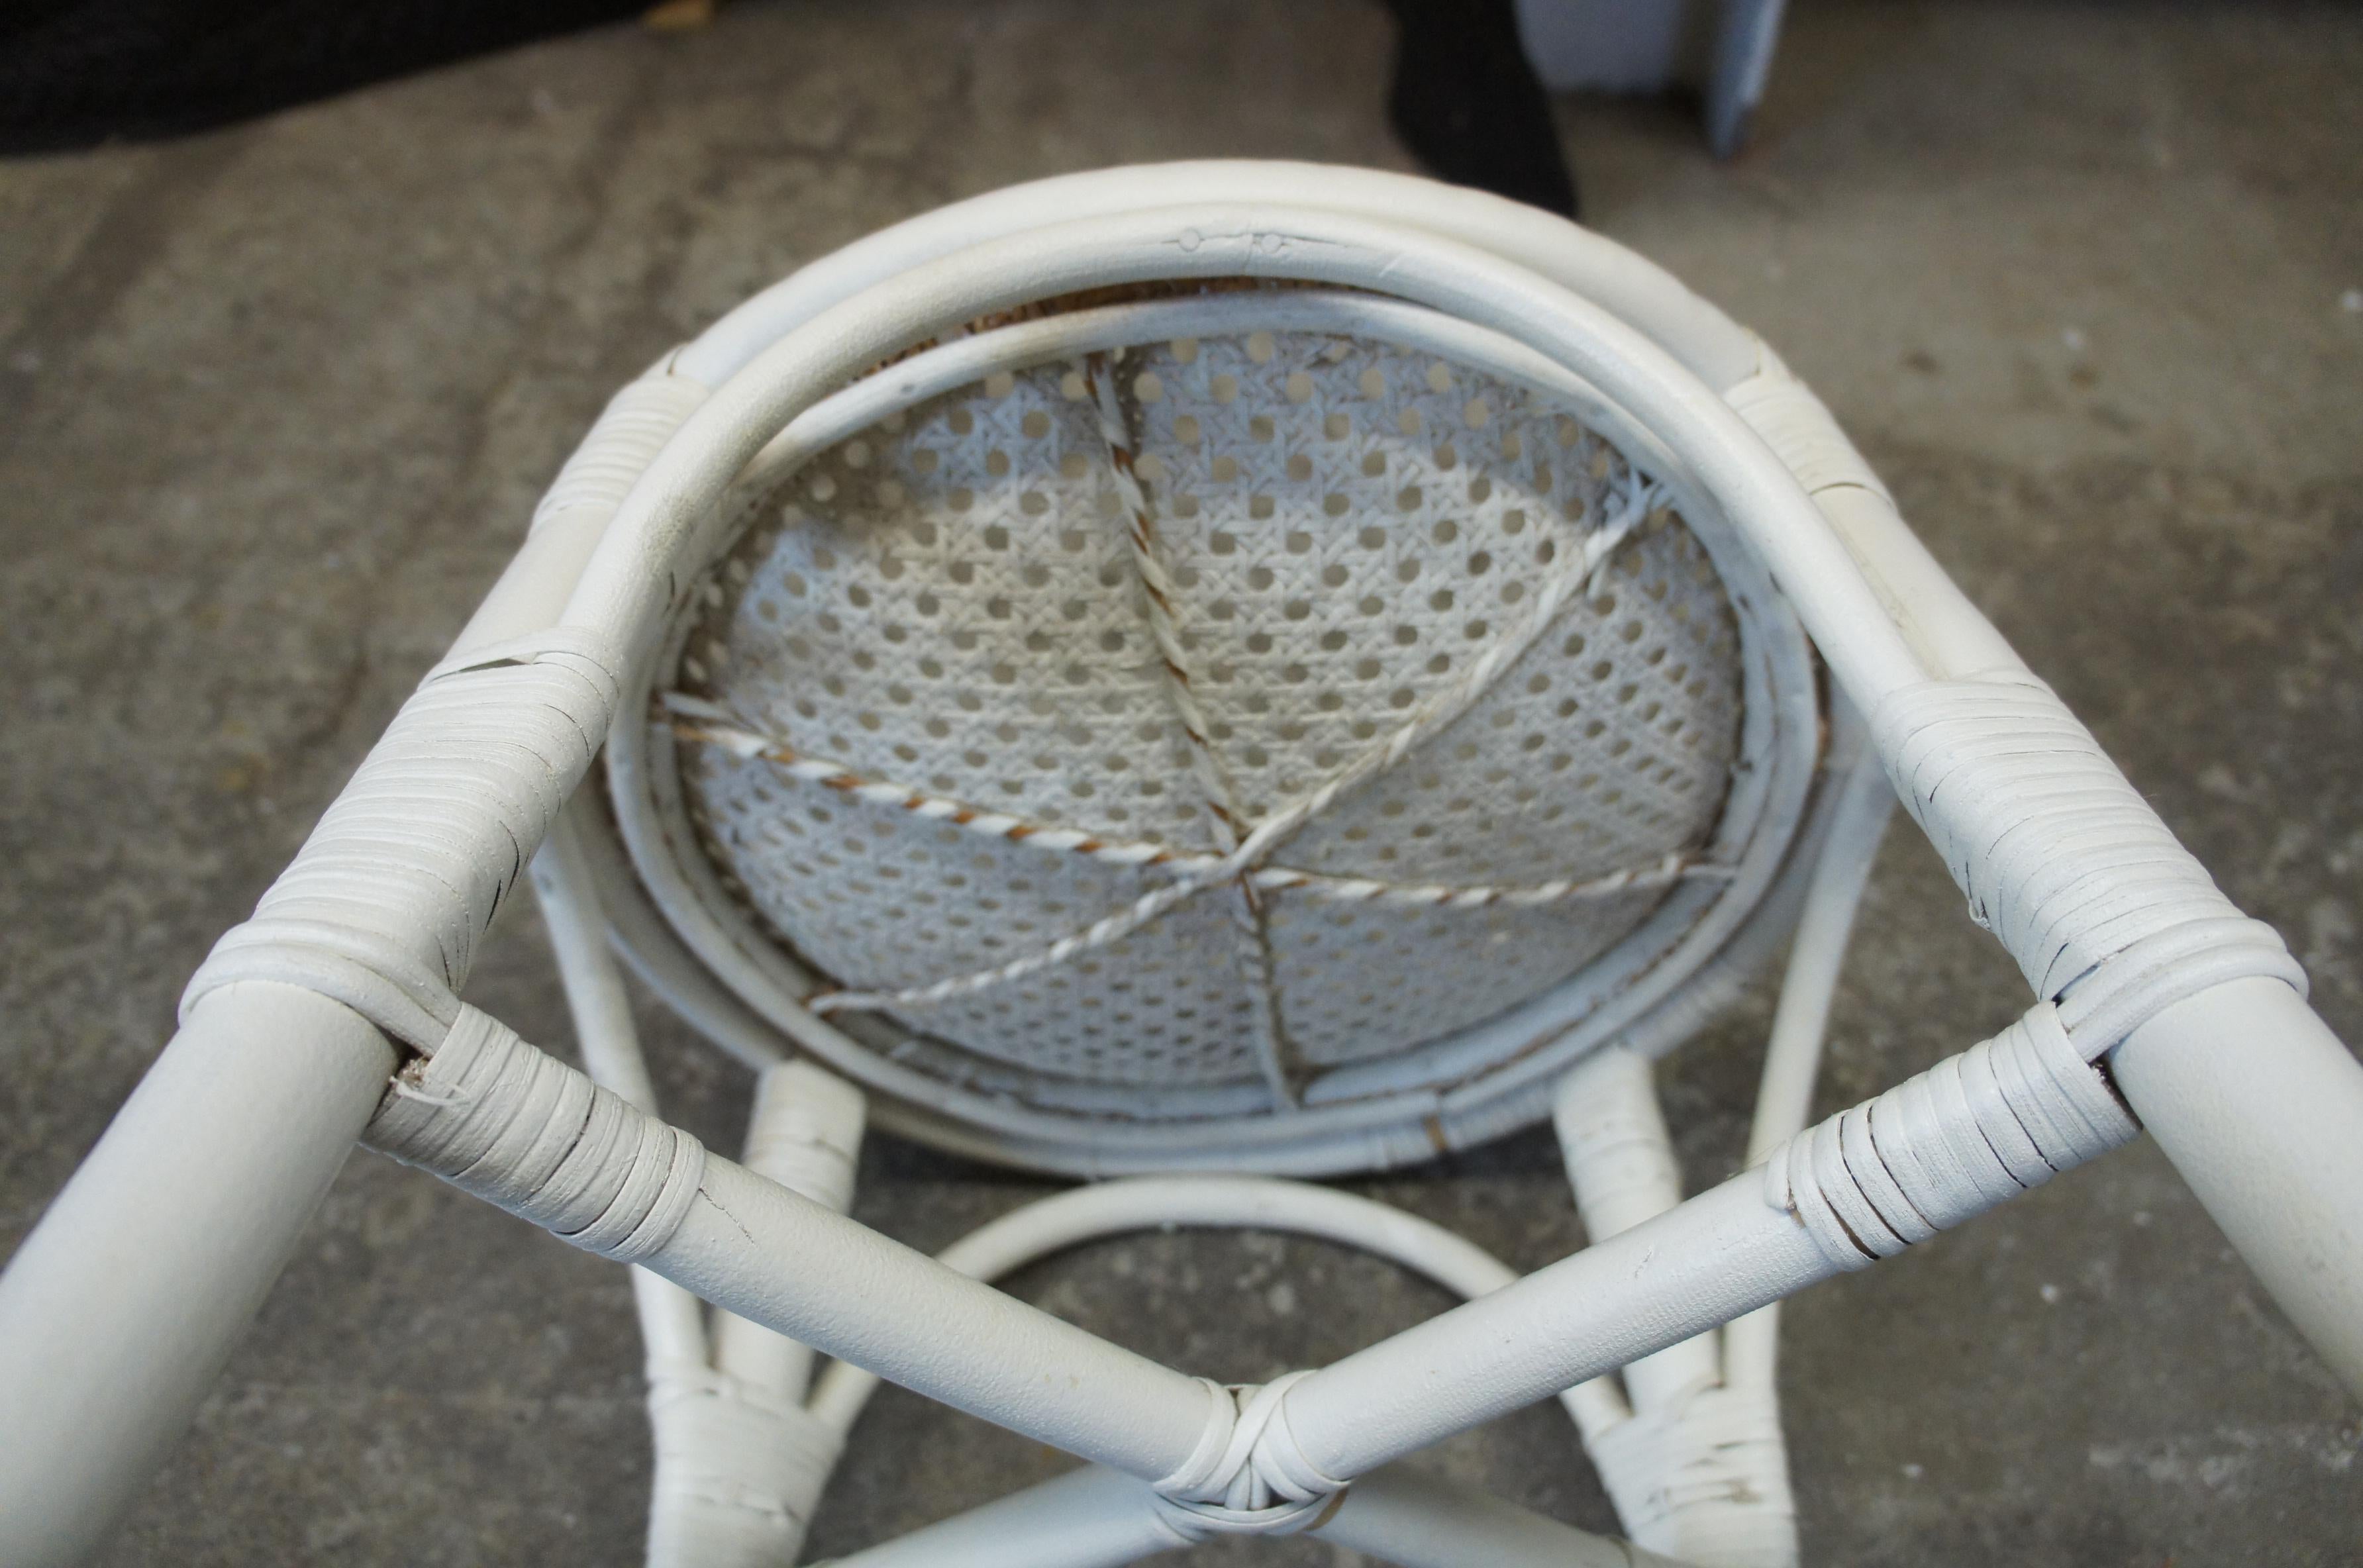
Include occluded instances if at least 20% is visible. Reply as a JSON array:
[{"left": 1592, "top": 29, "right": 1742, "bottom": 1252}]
[{"left": 609, "top": 287, "right": 1824, "bottom": 1173}]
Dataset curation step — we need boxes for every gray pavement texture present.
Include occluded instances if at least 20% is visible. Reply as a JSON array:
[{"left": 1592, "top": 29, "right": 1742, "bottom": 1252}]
[{"left": 3, "top": 1, "right": 2360, "bottom": 1563}]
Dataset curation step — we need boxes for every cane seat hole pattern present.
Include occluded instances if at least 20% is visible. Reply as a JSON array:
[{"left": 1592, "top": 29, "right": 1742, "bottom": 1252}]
[{"left": 664, "top": 329, "right": 1744, "bottom": 1102}]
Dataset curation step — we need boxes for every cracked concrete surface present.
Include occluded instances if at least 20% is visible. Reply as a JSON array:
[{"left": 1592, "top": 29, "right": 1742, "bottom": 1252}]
[{"left": 2, "top": 2, "right": 2358, "bottom": 1563}]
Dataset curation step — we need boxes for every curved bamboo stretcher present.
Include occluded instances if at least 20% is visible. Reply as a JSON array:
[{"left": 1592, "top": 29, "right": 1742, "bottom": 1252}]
[{"left": 2, "top": 163, "right": 2358, "bottom": 1567}]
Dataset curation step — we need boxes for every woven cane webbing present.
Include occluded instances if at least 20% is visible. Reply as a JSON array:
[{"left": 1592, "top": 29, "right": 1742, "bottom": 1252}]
[{"left": 664, "top": 330, "right": 1744, "bottom": 1098}]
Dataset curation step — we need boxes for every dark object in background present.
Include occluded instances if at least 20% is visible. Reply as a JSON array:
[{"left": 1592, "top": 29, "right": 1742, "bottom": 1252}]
[
  {"left": 4, "top": 0, "right": 1582, "bottom": 222},
  {"left": 1383, "top": 0, "right": 1579, "bottom": 219},
  {"left": 0, "top": 0, "right": 642, "bottom": 154}
]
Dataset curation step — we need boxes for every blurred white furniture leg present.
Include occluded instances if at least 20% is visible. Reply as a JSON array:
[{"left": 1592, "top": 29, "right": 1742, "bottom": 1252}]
[
  {"left": 1513, "top": 0, "right": 1790, "bottom": 154},
  {"left": 1705, "top": 0, "right": 1787, "bottom": 155}
]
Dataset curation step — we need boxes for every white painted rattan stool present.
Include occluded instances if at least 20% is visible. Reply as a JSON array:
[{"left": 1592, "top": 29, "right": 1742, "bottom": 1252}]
[{"left": 3, "top": 162, "right": 2358, "bottom": 1567}]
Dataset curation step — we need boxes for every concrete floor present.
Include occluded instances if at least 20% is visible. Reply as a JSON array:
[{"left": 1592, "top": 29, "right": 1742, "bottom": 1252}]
[{"left": 3, "top": 1, "right": 2359, "bottom": 1562}]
